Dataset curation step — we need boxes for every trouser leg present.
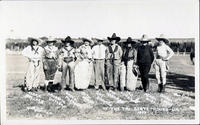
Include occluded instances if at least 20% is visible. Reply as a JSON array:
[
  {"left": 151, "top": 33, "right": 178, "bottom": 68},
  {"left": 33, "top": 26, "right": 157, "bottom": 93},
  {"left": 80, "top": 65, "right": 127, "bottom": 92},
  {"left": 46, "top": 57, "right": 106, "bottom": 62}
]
[
  {"left": 61, "top": 62, "right": 68, "bottom": 90},
  {"left": 113, "top": 60, "right": 121, "bottom": 89},
  {"left": 106, "top": 61, "right": 114, "bottom": 88},
  {"left": 68, "top": 62, "right": 75, "bottom": 90}
]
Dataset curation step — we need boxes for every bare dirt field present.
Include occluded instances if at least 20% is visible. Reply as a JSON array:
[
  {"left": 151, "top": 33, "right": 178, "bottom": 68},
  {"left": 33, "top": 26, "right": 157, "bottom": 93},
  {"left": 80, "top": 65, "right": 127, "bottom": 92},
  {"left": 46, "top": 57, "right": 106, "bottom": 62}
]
[{"left": 6, "top": 54, "right": 195, "bottom": 120}]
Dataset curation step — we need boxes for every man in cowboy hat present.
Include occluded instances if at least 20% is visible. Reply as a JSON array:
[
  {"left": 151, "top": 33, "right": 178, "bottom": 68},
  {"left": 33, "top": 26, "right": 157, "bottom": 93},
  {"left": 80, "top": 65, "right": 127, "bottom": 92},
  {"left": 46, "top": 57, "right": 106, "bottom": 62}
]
[
  {"left": 121, "top": 37, "right": 138, "bottom": 91},
  {"left": 105, "top": 33, "right": 123, "bottom": 91},
  {"left": 137, "top": 34, "right": 154, "bottom": 92},
  {"left": 58, "top": 36, "right": 76, "bottom": 91},
  {"left": 154, "top": 34, "right": 174, "bottom": 93},
  {"left": 42, "top": 36, "right": 59, "bottom": 92},
  {"left": 92, "top": 38, "right": 107, "bottom": 90}
]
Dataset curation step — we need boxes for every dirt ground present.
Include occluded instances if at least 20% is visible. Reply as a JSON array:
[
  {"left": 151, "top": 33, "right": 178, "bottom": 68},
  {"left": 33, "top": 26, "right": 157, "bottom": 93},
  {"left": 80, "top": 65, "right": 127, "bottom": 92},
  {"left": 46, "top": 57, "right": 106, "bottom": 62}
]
[{"left": 6, "top": 54, "right": 195, "bottom": 120}]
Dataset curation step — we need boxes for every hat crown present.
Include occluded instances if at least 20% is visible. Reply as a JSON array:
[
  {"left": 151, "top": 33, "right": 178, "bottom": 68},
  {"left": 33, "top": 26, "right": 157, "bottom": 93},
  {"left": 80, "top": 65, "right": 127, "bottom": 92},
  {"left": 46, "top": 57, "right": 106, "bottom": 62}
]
[
  {"left": 142, "top": 34, "right": 148, "bottom": 39},
  {"left": 159, "top": 34, "right": 165, "bottom": 38},
  {"left": 127, "top": 37, "right": 132, "bottom": 42},
  {"left": 65, "top": 36, "right": 72, "bottom": 41},
  {"left": 47, "top": 36, "right": 56, "bottom": 41},
  {"left": 111, "top": 33, "right": 117, "bottom": 38}
]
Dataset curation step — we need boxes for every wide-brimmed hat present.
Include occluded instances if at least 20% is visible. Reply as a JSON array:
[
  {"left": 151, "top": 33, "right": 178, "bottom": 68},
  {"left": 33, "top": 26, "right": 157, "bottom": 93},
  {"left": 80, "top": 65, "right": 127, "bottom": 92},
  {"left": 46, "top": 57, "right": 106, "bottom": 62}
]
[
  {"left": 82, "top": 38, "right": 92, "bottom": 43},
  {"left": 155, "top": 34, "right": 169, "bottom": 43},
  {"left": 95, "top": 38, "right": 104, "bottom": 42},
  {"left": 46, "top": 36, "right": 57, "bottom": 43},
  {"left": 28, "top": 37, "right": 41, "bottom": 45},
  {"left": 61, "top": 36, "right": 74, "bottom": 44},
  {"left": 124, "top": 37, "right": 137, "bottom": 44},
  {"left": 139, "top": 34, "right": 151, "bottom": 43},
  {"left": 107, "top": 33, "right": 121, "bottom": 42}
]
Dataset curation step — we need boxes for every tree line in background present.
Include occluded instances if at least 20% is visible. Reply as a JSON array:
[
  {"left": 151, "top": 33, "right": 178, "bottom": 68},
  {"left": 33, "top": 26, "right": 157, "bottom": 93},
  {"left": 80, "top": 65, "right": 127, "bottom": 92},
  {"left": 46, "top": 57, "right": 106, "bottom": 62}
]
[{"left": 6, "top": 37, "right": 195, "bottom": 54}]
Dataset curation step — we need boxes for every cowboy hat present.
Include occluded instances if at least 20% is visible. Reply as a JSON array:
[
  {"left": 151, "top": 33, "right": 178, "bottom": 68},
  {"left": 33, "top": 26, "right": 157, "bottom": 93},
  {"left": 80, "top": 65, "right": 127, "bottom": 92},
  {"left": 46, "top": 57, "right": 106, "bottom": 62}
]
[
  {"left": 46, "top": 36, "right": 57, "bottom": 43},
  {"left": 139, "top": 34, "right": 150, "bottom": 43},
  {"left": 62, "top": 36, "right": 74, "bottom": 44},
  {"left": 95, "top": 38, "right": 104, "bottom": 42},
  {"left": 82, "top": 38, "right": 92, "bottom": 43},
  {"left": 123, "top": 37, "right": 137, "bottom": 44},
  {"left": 107, "top": 33, "right": 121, "bottom": 42},
  {"left": 156, "top": 34, "right": 169, "bottom": 43},
  {"left": 27, "top": 37, "right": 41, "bottom": 45}
]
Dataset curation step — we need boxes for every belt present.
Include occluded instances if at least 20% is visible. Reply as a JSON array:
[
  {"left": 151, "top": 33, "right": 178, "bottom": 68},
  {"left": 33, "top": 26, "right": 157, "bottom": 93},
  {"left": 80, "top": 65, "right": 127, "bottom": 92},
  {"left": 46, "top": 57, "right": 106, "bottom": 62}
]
[{"left": 94, "top": 59, "right": 105, "bottom": 60}]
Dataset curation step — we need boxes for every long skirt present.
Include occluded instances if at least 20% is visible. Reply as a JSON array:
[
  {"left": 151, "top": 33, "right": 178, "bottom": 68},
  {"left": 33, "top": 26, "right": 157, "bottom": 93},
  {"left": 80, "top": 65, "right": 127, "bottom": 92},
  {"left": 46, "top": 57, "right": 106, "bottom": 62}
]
[
  {"left": 43, "top": 58, "right": 58, "bottom": 81},
  {"left": 24, "top": 61, "right": 41, "bottom": 90},
  {"left": 120, "top": 60, "right": 138, "bottom": 91},
  {"left": 74, "top": 59, "right": 93, "bottom": 89}
]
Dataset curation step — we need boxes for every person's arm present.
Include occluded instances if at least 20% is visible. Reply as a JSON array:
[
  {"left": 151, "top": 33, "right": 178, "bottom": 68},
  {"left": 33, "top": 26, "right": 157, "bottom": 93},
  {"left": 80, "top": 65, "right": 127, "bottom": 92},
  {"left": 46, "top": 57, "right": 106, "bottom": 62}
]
[
  {"left": 149, "top": 46, "right": 155, "bottom": 64},
  {"left": 21, "top": 46, "right": 30, "bottom": 58},
  {"left": 133, "top": 48, "right": 138, "bottom": 65},
  {"left": 165, "top": 45, "right": 174, "bottom": 60},
  {"left": 118, "top": 45, "right": 123, "bottom": 59}
]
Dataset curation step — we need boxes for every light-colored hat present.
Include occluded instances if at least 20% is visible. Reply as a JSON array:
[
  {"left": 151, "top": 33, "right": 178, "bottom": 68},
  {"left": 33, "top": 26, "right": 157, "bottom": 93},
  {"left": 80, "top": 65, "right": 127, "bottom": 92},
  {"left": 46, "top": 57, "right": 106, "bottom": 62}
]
[
  {"left": 139, "top": 34, "right": 150, "bottom": 43},
  {"left": 82, "top": 38, "right": 92, "bottom": 43},
  {"left": 156, "top": 34, "right": 169, "bottom": 43},
  {"left": 46, "top": 36, "right": 57, "bottom": 43}
]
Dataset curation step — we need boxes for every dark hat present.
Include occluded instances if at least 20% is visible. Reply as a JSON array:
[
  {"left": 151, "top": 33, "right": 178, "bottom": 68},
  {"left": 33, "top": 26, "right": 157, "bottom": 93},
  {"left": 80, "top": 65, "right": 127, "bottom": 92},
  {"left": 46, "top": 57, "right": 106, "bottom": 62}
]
[
  {"left": 155, "top": 34, "right": 169, "bottom": 44},
  {"left": 46, "top": 37, "right": 57, "bottom": 43},
  {"left": 139, "top": 34, "right": 151, "bottom": 43},
  {"left": 82, "top": 38, "right": 92, "bottom": 43},
  {"left": 62, "top": 36, "right": 74, "bottom": 44},
  {"left": 107, "top": 33, "right": 121, "bottom": 42},
  {"left": 28, "top": 37, "right": 40, "bottom": 45},
  {"left": 124, "top": 37, "right": 137, "bottom": 44}
]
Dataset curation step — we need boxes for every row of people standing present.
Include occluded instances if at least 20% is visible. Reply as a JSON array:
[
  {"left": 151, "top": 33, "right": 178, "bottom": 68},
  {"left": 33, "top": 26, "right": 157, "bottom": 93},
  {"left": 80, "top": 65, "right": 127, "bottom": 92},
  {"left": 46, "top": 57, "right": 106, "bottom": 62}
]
[{"left": 22, "top": 33, "right": 174, "bottom": 93}]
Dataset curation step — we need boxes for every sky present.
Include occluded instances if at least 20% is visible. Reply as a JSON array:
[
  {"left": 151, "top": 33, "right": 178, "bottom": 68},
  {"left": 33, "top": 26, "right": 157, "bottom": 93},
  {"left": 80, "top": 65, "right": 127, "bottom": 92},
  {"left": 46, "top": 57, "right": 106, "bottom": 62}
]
[{"left": 0, "top": 0, "right": 199, "bottom": 39}]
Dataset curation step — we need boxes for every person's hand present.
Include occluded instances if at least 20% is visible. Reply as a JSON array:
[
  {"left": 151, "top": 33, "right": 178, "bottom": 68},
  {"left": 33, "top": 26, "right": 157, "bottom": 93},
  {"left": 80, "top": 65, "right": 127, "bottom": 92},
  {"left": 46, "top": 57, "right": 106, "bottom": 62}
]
[{"left": 162, "top": 57, "right": 168, "bottom": 61}]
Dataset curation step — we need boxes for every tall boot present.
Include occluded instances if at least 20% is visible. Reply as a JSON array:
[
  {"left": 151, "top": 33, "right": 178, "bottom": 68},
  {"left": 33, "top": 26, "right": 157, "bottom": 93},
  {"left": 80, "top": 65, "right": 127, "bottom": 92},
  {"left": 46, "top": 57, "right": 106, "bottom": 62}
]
[
  {"left": 158, "top": 84, "right": 163, "bottom": 93},
  {"left": 162, "top": 84, "right": 166, "bottom": 93}
]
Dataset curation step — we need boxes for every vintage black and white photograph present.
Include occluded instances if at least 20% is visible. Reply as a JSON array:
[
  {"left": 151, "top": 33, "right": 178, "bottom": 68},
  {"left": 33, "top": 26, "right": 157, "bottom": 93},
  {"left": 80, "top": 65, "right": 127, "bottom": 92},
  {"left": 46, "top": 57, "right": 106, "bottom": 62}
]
[{"left": 0, "top": 0, "right": 199, "bottom": 124}]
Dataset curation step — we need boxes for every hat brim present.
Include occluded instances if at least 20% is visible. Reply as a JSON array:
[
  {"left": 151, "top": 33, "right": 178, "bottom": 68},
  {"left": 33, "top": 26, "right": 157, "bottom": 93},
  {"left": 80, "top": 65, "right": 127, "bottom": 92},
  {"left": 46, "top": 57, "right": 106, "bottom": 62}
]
[
  {"left": 123, "top": 40, "right": 137, "bottom": 44},
  {"left": 96, "top": 38, "right": 104, "bottom": 42},
  {"left": 61, "top": 39, "right": 74, "bottom": 44},
  {"left": 156, "top": 38, "right": 169, "bottom": 43},
  {"left": 28, "top": 37, "right": 40, "bottom": 44},
  {"left": 107, "top": 37, "right": 121, "bottom": 42},
  {"left": 139, "top": 39, "right": 151, "bottom": 43},
  {"left": 46, "top": 40, "right": 57, "bottom": 43},
  {"left": 82, "top": 39, "right": 92, "bottom": 43}
]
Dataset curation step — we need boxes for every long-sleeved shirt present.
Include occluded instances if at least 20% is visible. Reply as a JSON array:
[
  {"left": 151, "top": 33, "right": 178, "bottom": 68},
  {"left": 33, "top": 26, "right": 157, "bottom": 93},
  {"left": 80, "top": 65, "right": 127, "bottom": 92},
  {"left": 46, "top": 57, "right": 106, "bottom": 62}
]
[
  {"left": 122, "top": 47, "right": 137, "bottom": 64},
  {"left": 92, "top": 44, "right": 107, "bottom": 59},
  {"left": 156, "top": 43, "right": 174, "bottom": 60},
  {"left": 137, "top": 45, "right": 154, "bottom": 65},
  {"left": 43, "top": 45, "right": 58, "bottom": 59},
  {"left": 105, "top": 44, "right": 123, "bottom": 60},
  {"left": 22, "top": 45, "right": 44, "bottom": 60},
  {"left": 79, "top": 44, "right": 92, "bottom": 59}
]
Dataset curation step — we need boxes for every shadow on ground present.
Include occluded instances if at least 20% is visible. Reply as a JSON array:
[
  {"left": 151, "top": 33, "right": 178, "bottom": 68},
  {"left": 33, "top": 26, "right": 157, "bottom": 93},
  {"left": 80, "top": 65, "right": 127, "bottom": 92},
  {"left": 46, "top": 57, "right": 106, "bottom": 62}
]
[{"left": 148, "top": 72, "right": 194, "bottom": 93}]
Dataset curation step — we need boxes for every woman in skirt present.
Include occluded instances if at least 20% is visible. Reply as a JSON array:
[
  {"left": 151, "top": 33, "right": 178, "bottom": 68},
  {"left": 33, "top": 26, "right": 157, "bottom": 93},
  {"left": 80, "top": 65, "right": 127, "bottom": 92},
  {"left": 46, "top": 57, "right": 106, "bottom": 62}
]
[
  {"left": 42, "top": 37, "right": 59, "bottom": 91},
  {"left": 74, "top": 38, "right": 93, "bottom": 89},
  {"left": 22, "top": 37, "right": 44, "bottom": 92},
  {"left": 121, "top": 37, "right": 138, "bottom": 91}
]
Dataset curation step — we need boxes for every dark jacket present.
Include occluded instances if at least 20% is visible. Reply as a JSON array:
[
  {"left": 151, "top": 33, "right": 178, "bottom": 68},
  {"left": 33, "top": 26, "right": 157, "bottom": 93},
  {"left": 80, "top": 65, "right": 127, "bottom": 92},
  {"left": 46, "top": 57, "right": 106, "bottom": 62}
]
[{"left": 137, "top": 44, "right": 154, "bottom": 65}]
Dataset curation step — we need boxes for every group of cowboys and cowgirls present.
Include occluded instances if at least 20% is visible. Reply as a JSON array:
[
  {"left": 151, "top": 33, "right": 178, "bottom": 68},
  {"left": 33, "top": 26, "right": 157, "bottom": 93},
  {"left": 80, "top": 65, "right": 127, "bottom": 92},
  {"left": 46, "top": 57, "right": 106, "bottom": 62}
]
[{"left": 22, "top": 33, "right": 174, "bottom": 93}]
